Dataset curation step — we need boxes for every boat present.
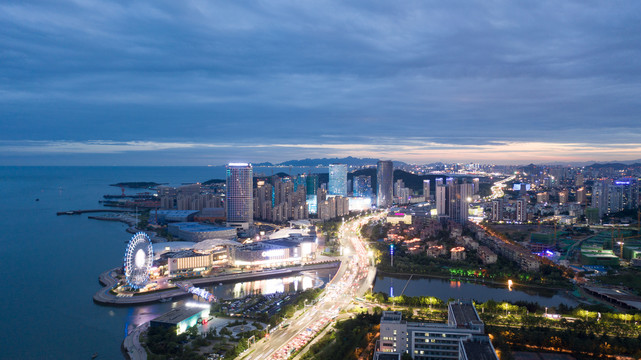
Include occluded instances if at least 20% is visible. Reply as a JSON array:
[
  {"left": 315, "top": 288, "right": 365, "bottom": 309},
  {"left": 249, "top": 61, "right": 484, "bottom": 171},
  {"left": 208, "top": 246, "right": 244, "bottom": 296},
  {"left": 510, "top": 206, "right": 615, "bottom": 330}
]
[{"left": 92, "top": 353, "right": 98, "bottom": 359}]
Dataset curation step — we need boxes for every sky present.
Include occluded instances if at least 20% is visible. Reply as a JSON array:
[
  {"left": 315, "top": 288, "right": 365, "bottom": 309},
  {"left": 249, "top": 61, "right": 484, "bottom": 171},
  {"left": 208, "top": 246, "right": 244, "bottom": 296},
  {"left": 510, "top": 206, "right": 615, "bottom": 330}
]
[{"left": 1, "top": 0, "right": 641, "bottom": 165}]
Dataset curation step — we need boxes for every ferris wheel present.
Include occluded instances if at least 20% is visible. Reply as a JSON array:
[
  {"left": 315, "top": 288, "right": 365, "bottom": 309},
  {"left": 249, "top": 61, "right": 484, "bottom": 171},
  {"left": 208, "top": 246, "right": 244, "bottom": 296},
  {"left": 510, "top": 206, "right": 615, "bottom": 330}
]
[{"left": 124, "top": 232, "right": 154, "bottom": 289}]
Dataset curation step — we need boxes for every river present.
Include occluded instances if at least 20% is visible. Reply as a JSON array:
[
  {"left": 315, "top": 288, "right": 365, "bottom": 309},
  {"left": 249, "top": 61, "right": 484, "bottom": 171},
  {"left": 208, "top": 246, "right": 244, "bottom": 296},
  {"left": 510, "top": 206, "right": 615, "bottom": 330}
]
[{"left": 374, "top": 274, "right": 577, "bottom": 307}]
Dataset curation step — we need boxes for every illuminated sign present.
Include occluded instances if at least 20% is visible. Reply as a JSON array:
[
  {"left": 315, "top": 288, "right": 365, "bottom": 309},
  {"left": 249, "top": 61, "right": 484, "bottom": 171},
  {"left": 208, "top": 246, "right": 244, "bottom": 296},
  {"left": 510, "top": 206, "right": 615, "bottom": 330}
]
[
  {"left": 390, "top": 244, "right": 394, "bottom": 255},
  {"left": 187, "top": 286, "right": 216, "bottom": 302},
  {"left": 262, "top": 249, "right": 285, "bottom": 258}
]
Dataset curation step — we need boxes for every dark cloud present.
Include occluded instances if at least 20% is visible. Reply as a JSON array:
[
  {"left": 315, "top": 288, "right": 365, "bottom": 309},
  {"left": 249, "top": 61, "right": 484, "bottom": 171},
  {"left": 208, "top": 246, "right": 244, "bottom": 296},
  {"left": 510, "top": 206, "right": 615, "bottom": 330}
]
[{"left": 1, "top": 0, "right": 640, "bottom": 164}]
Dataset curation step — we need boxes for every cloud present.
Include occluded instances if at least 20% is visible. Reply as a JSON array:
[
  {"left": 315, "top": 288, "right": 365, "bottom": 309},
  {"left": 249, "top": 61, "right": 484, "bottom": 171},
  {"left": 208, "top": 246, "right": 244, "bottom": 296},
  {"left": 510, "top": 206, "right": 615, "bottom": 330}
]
[
  {"left": 2, "top": 139, "right": 640, "bottom": 165},
  {"left": 1, "top": 0, "right": 640, "bottom": 163}
]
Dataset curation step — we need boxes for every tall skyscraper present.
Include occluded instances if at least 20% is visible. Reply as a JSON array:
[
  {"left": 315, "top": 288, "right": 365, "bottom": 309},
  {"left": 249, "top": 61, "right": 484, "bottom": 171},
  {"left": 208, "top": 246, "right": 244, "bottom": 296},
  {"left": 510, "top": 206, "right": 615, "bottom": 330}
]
[
  {"left": 226, "top": 163, "right": 253, "bottom": 229},
  {"left": 491, "top": 198, "right": 503, "bottom": 222},
  {"left": 435, "top": 179, "right": 447, "bottom": 216},
  {"left": 472, "top": 178, "right": 480, "bottom": 195},
  {"left": 305, "top": 174, "right": 319, "bottom": 214},
  {"left": 448, "top": 182, "right": 473, "bottom": 224},
  {"left": 353, "top": 175, "right": 372, "bottom": 197},
  {"left": 328, "top": 164, "right": 347, "bottom": 196},
  {"left": 577, "top": 187, "right": 586, "bottom": 204},
  {"left": 516, "top": 198, "right": 528, "bottom": 223},
  {"left": 377, "top": 160, "right": 393, "bottom": 208},
  {"left": 423, "top": 179, "right": 430, "bottom": 201},
  {"left": 592, "top": 180, "right": 610, "bottom": 217}
]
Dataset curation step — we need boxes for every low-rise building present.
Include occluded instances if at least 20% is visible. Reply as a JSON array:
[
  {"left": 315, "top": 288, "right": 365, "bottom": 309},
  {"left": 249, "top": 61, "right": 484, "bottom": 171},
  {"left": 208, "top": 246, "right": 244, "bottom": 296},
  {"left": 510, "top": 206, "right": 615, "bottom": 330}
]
[
  {"left": 426, "top": 245, "right": 447, "bottom": 258},
  {"left": 477, "top": 246, "right": 497, "bottom": 265},
  {"left": 451, "top": 247, "right": 466, "bottom": 261},
  {"left": 375, "top": 300, "right": 498, "bottom": 360},
  {"left": 387, "top": 212, "right": 413, "bottom": 225},
  {"left": 150, "top": 306, "right": 210, "bottom": 335}
]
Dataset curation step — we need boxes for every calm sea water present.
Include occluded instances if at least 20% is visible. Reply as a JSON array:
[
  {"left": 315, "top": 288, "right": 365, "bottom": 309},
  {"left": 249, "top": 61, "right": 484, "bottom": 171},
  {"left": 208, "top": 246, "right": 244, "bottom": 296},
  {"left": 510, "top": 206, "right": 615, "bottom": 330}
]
[{"left": 0, "top": 166, "right": 327, "bottom": 360}]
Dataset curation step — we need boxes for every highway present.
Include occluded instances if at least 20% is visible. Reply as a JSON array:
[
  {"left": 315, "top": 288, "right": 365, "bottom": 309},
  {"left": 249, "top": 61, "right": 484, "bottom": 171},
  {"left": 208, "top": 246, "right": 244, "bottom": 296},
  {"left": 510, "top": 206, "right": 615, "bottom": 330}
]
[
  {"left": 246, "top": 213, "right": 381, "bottom": 360},
  {"left": 488, "top": 174, "right": 516, "bottom": 200}
]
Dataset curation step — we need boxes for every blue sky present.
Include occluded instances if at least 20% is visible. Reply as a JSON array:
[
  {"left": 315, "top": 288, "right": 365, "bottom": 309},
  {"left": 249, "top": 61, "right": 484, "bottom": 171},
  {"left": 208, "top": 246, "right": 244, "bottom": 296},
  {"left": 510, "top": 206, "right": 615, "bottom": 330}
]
[{"left": 1, "top": 0, "right": 641, "bottom": 165}]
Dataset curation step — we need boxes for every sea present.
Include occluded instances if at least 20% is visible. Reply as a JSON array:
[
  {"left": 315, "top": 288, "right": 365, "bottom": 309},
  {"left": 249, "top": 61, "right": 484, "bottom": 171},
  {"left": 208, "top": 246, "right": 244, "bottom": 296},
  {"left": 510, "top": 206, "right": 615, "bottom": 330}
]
[{"left": 0, "top": 166, "right": 325, "bottom": 360}]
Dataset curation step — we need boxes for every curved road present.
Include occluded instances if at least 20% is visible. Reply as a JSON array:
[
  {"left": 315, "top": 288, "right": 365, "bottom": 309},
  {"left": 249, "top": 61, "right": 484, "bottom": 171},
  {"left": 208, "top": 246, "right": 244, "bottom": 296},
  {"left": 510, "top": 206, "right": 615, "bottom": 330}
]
[{"left": 246, "top": 213, "right": 381, "bottom": 360}]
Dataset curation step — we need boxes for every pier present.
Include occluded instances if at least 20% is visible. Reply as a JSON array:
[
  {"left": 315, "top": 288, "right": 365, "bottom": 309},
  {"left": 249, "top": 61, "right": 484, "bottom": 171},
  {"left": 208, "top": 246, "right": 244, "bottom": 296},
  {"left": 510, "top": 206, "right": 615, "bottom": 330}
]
[{"left": 57, "top": 209, "right": 131, "bottom": 216}]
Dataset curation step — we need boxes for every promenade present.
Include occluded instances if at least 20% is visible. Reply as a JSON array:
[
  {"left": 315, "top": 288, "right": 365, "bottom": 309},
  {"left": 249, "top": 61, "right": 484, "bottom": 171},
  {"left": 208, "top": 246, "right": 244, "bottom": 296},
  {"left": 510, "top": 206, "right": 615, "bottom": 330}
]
[{"left": 94, "top": 261, "right": 340, "bottom": 306}]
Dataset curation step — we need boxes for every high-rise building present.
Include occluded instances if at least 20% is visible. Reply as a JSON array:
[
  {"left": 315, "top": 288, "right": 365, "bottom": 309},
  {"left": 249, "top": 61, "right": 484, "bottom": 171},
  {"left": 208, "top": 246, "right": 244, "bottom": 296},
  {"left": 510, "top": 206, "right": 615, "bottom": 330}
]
[
  {"left": 448, "top": 182, "right": 473, "bottom": 224},
  {"left": 423, "top": 179, "right": 430, "bottom": 201},
  {"left": 516, "top": 198, "right": 528, "bottom": 223},
  {"left": 377, "top": 160, "right": 393, "bottom": 208},
  {"left": 353, "top": 175, "right": 372, "bottom": 197},
  {"left": 435, "top": 179, "right": 447, "bottom": 216},
  {"left": 491, "top": 198, "right": 503, "bottom": 222},
  {"left": 591, "top": 180, "right": 609, "bottom": 217},
  {"left": 226, "top": 163, "right": 253, "bottom": 229},
  {"left": 577, "top": 187, "right": 586, "bottom": 204},
  {"left": 472, "top": 178, "right": 480, "bottom": 195},
  {"left": 305, "top": 174, "right": 319, "bottom": 214},
  {"left": 536, "top": 192, "right": 549, "bottom": 204},
  {"left": 328, "top": 164, "right": 347, "bottom": 197},
  {"left": 559, "top": 189, "right": 569, "bottom": 204}
]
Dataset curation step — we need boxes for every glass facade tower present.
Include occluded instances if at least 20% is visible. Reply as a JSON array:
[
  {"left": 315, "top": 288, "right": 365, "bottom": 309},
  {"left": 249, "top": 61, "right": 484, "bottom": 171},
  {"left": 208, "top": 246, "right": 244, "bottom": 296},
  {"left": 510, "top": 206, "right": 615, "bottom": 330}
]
[
  {"left": 328, "top": 164, "right": 348, "bottom": 196},
  {"left": 377, "top": 160, "right": 393, "bottom": 207},
  {"left": 226, "top": 163, "right": 253, "bottom": 229}
]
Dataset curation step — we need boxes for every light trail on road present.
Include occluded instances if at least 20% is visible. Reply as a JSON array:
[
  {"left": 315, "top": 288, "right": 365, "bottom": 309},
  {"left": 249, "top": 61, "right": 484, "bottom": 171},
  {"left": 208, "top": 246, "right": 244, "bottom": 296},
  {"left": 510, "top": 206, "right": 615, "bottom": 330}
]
[{"left": 247, "top": 213, "right": 382, "bottom": 360}]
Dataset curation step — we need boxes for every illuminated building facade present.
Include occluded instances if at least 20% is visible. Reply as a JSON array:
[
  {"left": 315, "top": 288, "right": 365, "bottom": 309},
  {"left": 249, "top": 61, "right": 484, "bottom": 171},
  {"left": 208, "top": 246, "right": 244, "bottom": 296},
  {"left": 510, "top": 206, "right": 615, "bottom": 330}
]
[
  {"left": 226, "top": 163, "right": 253, "bottom": 229},
  {"left": 151, "top": 307, "right": 210, "bottom": 335},
  {"left": 329, "top": 164, "right": 348, "bottom": 196},
  {"left": 353, "top": 175, "right": 372, "bottom": 197},
  {"left": 231, "top": 237, "right": 317, "bottom": 267},
  {"left": 423, "top": 180, "right": 430, "bottom": 201},
  {"left": 377, "top": 160, "right": 394, "bottom": 208},
  {"left": 306, "top": 174, "right": 319, "bottom": 214},
  {"left": 435, "top": 179, "right": 447, "bottom": 216}
]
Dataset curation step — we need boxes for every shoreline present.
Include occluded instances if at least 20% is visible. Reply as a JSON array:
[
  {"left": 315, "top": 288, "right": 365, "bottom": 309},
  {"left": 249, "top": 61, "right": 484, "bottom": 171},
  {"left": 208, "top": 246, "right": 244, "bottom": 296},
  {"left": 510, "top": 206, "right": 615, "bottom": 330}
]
[{"left": 94, "top": 261, "right": 340, "bottom": 306}]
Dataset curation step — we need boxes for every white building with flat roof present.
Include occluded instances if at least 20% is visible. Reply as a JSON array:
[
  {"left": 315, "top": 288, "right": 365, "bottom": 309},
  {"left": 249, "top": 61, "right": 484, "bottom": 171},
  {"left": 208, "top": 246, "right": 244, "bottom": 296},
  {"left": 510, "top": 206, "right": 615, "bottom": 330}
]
[{"left": 376, "top": 300, "right": 497, "bottom": 360}]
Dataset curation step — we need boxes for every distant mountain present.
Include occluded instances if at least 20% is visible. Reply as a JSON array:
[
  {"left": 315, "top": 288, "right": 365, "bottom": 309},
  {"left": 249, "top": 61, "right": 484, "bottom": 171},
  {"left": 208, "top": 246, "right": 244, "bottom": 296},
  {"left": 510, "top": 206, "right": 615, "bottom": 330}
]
[
  {"left": 585, "top": 161, "right": 641, "bottom": 170},
  {"left": 277, "top": 156, "right": 406, "bottom": 167},
  {"left": 253, "top": 162, "right": 274, "bottom": 166}
]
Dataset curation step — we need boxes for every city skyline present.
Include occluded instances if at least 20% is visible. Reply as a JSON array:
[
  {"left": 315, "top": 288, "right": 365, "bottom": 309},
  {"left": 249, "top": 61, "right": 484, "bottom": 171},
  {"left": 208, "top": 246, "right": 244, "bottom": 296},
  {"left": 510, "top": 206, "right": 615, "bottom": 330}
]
[{"left": 2, "top": 1, "right": 641, "bottom": 166}]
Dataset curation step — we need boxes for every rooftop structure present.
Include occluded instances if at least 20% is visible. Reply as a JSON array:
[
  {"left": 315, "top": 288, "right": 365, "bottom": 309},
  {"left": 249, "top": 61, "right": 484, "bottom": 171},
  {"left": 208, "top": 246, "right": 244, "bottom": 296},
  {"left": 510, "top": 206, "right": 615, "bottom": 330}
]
[
  {"left": 150, "top": 306, "right": 210, "bottom": 335},
  {"left": 153, "top": 209, "right": 200, "bottom": 224},
  {"left": 460, "top": 338, "right": 499, "bottom": 360},
  {"left": 376, "top": 300, "right": 497, "bottom": 360},
  {"left": 168, "top": 222, "right": 237, "bottom": 242}
]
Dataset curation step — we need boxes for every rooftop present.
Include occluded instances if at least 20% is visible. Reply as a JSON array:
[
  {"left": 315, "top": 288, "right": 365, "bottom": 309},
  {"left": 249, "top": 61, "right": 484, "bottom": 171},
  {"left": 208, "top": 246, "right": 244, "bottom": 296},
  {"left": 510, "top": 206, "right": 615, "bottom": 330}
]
[
  {"left": 461, "top": 340, "right": 498, "bottom": 360},
  {"left": 449, "top": 301, "right": 482, "bottom": 327},
  {"left": 381, "top": 311, "right": 403, "bottom": 323},
  {"left": 151, "top": 307, "right": 206, "bottom": 325},
  {"left": 170, "top": 222, "right": 236, "bottom": 233}
]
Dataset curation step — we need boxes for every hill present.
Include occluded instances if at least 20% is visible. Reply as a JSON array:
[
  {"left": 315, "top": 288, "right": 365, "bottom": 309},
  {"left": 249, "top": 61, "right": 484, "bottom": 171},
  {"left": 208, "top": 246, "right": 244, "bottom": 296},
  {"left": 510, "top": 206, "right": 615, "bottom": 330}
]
[{"left": 277, "top": 156, "right": 406, "bottom": 167}]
